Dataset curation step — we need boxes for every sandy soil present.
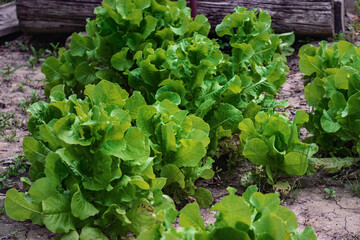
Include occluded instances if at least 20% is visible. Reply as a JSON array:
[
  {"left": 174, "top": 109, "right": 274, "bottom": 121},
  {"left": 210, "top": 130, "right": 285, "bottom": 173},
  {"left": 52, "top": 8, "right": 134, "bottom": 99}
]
[
  {"left": 0, "top": 34, "right": 359, "bottom": 240},
  {"left": 285, "top": 185, "right": 360, "bottom": 240},
  {"left": 0, "top": 35, "right": 45, "bottom": 160}
]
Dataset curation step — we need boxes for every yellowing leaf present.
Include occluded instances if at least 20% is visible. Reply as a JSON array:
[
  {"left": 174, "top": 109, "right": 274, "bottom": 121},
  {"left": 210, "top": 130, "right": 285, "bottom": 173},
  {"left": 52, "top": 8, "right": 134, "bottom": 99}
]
[{"left": 130, "top": 179, "right": 150, "bottom": 190}]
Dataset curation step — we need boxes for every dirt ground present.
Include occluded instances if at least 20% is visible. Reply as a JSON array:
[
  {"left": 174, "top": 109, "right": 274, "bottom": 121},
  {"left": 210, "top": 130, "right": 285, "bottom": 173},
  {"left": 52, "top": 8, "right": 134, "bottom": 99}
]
[{"left": 0, "top": 32, "right": 360, "bottom": 240}]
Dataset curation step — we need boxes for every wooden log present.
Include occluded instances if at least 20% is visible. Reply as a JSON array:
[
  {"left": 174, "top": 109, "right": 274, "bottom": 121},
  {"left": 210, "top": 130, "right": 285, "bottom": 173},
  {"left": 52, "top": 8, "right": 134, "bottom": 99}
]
[
  {"left": 334, "top": 0, "right": 345, "bottom": 34},
  {"left": 0, "top": 1, "right": 20, "bottom": 37},
  {"left": 193, "top": 0, "right": 338, "bottom": 37},
  {"left": 16, "top": 0, "right": 101, "bottom": 34},
  {"left": 16, "top": 0, "right": 342, "bottom": 37},
  {"left": 189, "top": 0, "right": 197, "bottom": 18}
]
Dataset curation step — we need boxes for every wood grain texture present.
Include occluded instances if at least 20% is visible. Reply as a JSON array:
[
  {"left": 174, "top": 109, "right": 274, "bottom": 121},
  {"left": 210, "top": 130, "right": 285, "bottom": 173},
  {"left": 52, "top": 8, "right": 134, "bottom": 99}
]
[
  {"left": 192, "top": 0, "right": 336, "bottom": 36},
  {"left": 16, "top": 0, "right": 101, "bottom": 34},
  {"left": 16, "top": 0, "right": 340, "bottom": 36},
  {"left": 0, "top": 1, "right": 19, "bottom": 37}
]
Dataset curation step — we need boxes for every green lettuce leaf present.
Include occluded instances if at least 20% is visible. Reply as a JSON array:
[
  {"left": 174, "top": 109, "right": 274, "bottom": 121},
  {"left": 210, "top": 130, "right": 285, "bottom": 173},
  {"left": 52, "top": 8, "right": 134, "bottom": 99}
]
[
  {"left": 5, "top": 189, "right": 42, "bottom": 224},
  {"left": 179, "top": 202, "right": 205, "bottom": 231},
  {"left": 42, "top": 193, "right": 75, "bottom": 233}
]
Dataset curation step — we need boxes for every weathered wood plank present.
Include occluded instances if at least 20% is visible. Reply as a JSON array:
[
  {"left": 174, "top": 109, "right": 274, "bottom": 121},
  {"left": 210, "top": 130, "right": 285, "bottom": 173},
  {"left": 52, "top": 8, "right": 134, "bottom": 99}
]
[
  {"left": 16, "top": 0, "right": 101, "bottom": 34},
  {"left": 16, "top": 20, "right": 90, "bottom": 35},
  {"left": 0, "top": 1, "right": 20, "bottom": 37},
  {"left": 16, "top": 0, "right": 99, "bottom": 19},
  {"left": 192, "top": 0, "right": 337, "bottom": 36},
  {"left": 16, "top": 0, "right": 341, "bottom": 36}
]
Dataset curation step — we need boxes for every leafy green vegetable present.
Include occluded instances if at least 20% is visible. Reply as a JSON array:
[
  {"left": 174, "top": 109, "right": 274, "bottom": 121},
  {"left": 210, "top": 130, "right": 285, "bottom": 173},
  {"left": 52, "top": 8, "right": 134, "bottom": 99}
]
[
  {"left": 9, "top": 1, "right": 303, "bottom": 238},
  {"left": 137, "top": 186, "right": 317, "bottom": 240},
  {"left": 5, "top": 189, "right": 42, "bottom": 224},
  {"left": 216, "top": 6, "right": 290, "bottom": 91},
  {"left": 299, "top": 41, "right": 360, "bottom": 157},
  {"left": 137, "top": 100, "right": 214, "bottom": 204},
  {"left": 42, "top": 2, "right": 293, "bottom": 154},
  {"left": 42, "top": 0, "right": 210, "bottom": 97},
  {"left": 238, "top": 111, "right": 318, "bottom": 184},
  {"left": 5, "top": 80, "right": 175, "bottom": 238},
  {"left": 129, "top": 6, "right": 292, "bottom": 152}
]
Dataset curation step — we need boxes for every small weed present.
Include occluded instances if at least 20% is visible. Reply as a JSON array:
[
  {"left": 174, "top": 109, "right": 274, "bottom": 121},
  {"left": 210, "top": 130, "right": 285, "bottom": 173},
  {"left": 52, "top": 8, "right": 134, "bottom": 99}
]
[
  {"left": 352, "top": 183, "right": 360, "bottom": 197},
  {"left": 28, "top": 46, "right": 46, "bottom": 68},
  {"left": 4, "top": 41, "right": 15, "bottom": 50},
  {"left": 29, "top": 89, "right": 40, "bottom": 103},
  {"left": 332, "top": 31, "right": 347, "bottom": 41},
  {"left": 4, "top": 129, "right": 17, "bottom": 142},
  {"left": 11, "top": 82, "right": 24, "bottom": 92},
  {"left": 0, "top": 112, "right": 18, "bottom": 133},
  {"left": 0, "top": 64, "right": 23, "bottom": 80},
  {"left": 46, "top": 42, "right": 60, "bottom": 57},
  {"left": 17, "top": 41, "right": 29, "bottom": 51},
  {"left": 0, "top": 176, "right": 13, "bottom": 189},
  {"left": 18, "top": 82, "right": 23, "bottom": 91},
  {"left": 28, "top": 56, "right": 36, "bottom": 68},
  {"left": 214, "top": 166, "right": 223, "bottom": 180},
  {"left": 347, "top": 175, "right": 360, "bottom": 198},
  {"left": 324, "top": 187, "right": 336, "bottom": 199},
  {"left": 0, "top": 155, "right": 29, "bottom": 190},
  {"left": 19, "top": 89, "right": 40, "bottom": 112},
  {"left": 19, "top": 101, "right": 27, "bottom": 111}
]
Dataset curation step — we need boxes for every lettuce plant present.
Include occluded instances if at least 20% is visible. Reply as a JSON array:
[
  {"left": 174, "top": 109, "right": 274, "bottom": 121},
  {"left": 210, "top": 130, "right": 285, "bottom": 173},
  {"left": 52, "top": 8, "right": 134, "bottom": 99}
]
[
  {"left": 129, "top": 33, "right": 245, "bottom": 149},
  {"left": 238, "top": 111, "right": 318, "bottom": 184},
  {"left": 136, "top": 99, "right": 214, "bottom": 205},
  {"left": 137, "top": 185, "right": 317, "bottom": 240},
  {"left": 41, "top": 0, "right": 210, "bottom": 97},
  {"left": 5, "top": 79, "right": 217, "bottom": 238},
  {"left": 129, "top": 7, "right": 294, "bottom": 150},
  {"left": 129, "top": 33, "right": 224, "bottom": 109},
  {"left": 216, "top": 6, "right": 293, "bottom": 99},
  {"left": 42, "top": 1, "right": 294, "bottom": 153},
  {"left": 299, "top": 41, "right": 360, "bottom": 157},
  {"left": 5, "top": 80, "right": 175, "bottom": 238}
]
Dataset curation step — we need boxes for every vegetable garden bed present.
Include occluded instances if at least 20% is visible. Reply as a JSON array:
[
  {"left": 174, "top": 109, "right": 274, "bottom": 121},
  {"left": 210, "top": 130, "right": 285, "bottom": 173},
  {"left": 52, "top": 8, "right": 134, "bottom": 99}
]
[
  {"left": 0, "top": 0, "right": 360, "bottom": 239},
  {"left": 0, "top": 35, "right": 360, "bottom": 240}
]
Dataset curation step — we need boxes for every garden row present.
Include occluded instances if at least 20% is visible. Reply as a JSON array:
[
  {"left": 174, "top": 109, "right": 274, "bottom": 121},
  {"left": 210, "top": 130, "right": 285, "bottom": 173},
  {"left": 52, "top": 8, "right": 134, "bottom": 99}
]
[{"left": 3, "top": 0, "right": 360, "bottom": 239}]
